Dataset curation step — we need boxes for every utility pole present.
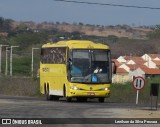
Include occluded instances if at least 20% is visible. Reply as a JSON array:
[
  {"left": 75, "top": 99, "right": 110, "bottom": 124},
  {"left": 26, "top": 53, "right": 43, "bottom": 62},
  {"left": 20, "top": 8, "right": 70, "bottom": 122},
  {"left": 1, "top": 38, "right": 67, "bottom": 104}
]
[
  {"left": 0, "top": 45, "right": 9, "bottom": 74},
  {"left": 10, "top": 46, "right": 19, "bottom": 76},
  {"left": 31, "top": 48, "right": 39, "bottom": 77},
  {"left": 5, "top": 47, "right": 10, "bottom": 76}
]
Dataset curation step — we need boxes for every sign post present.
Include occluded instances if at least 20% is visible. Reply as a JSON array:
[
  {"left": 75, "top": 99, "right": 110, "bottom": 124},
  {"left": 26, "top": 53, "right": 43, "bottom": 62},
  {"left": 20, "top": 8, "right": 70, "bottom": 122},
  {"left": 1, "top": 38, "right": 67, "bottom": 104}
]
[
  {"left": 132, "top": 76, "right": 146, "bottom": 104},
  {"left": 136, "top": 90, "right": 139, "bottom": 105}
]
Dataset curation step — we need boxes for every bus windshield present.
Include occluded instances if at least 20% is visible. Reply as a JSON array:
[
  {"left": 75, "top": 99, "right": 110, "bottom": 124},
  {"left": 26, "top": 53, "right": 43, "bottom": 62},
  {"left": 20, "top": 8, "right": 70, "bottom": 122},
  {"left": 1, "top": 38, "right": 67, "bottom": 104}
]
[{"left": 70, "top": 49, "right": 112, "bottom": 84}]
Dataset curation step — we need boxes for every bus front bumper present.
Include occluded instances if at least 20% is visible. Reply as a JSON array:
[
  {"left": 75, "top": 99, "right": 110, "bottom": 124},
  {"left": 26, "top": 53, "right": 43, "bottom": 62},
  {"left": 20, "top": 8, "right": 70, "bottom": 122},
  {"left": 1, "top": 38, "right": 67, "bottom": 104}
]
[{"left": 68, "top": 90, "right": 110, "bottom": 98}]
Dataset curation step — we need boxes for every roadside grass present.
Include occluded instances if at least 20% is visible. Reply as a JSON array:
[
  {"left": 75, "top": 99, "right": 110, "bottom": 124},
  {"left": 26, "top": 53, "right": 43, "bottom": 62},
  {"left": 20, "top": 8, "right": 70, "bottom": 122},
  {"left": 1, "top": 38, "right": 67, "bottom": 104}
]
[
  {"left": 0, "top": 77, "right": 40, "bottom": 97},
  {"left": 108, "top": 78, "right": 160, "bottom": 104},
  {"left": 0, "top": 77, "right": 159, "bottom": 104},
  {"left": 108, "top": 82, "right": 150, "bottom": 104}
]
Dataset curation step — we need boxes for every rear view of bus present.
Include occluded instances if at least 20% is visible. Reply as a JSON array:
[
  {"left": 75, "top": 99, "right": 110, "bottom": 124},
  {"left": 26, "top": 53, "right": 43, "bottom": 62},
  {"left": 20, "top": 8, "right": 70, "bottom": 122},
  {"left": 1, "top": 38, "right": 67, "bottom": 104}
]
[{"left": 40, "top": 40, "right": 116, "bottom": 102}]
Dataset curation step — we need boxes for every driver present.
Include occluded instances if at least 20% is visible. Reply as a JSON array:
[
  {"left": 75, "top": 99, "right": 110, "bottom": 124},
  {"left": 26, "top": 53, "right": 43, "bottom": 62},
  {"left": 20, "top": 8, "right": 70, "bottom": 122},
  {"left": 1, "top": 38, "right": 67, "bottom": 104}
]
[{"left": 94, "top": 66, "right": 102, "bottom": 73}]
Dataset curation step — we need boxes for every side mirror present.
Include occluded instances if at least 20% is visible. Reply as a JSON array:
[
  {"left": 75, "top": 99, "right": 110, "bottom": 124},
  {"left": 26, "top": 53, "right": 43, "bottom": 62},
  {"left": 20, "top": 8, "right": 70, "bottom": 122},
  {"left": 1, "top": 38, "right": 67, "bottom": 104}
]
[
  {"left": 68, "top": 58, "right": 72, "bottom": 70},
  {"left": 112, "top": 61, "right": 117, "bottom": 74}
]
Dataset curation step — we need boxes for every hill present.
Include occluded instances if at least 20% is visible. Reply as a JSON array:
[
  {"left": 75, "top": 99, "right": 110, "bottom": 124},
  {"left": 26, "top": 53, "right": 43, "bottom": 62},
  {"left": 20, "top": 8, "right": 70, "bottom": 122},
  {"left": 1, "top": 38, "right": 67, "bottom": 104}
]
[{"left": 12, "top": 21, "right": 152, "bottom": 39}]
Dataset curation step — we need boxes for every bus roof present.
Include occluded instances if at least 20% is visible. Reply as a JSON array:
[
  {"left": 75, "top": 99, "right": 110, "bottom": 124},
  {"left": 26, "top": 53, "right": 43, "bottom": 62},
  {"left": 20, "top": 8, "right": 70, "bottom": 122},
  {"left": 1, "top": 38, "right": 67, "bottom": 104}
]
[{"left": 42, "top": 40, "right": 110, "bottom": 49}]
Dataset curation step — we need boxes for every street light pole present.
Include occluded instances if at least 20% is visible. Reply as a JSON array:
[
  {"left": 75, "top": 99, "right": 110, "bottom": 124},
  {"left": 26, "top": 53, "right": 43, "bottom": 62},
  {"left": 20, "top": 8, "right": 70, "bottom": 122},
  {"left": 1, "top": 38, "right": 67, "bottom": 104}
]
[
  {"left": 0, "top": 45, "right": 9, "bottom": 74},
  {"left": 31, "top": 48, "right": 39, "bottom": 77},
  {"left": 10, "top": 46, "right": 19, "bottom": 76}
]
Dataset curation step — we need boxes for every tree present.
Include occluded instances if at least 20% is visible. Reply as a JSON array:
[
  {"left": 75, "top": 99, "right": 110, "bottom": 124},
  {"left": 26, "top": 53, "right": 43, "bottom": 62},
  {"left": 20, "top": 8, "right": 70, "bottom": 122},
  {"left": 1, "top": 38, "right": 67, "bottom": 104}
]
[
  {"left": 9, "top": 32, "right": 48, "bottom": 49},
  {"left": 0, "top": 17, "right": 13, "bottom": 32},
  {"left": 147, "top": 25, "right": 160, "bottom": 39}
]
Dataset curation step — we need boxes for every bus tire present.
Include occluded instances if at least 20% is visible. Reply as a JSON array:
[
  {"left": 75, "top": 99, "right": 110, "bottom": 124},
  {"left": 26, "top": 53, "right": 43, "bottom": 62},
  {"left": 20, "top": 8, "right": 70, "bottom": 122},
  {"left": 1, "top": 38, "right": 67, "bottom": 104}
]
[
  {"left": 64, "top": 86, "right": 71, "bottom": 102},
  {"left": 53, "top": 96, "right": 59, "bottom": 101},
  {"left": 46, "top": 85, "right": 53, "bottom": 101},
  {"left": 66, "top": 97, "right": 71, "bottom": 102},
  {"left": 44, "top": 84, "right": 47, "bottom": 94},
  {"left": 98, "top": 97, "right": 105, "bottom": 103},
  {"left": 77, "top": 97, "right": 87, "bottom": 102}
]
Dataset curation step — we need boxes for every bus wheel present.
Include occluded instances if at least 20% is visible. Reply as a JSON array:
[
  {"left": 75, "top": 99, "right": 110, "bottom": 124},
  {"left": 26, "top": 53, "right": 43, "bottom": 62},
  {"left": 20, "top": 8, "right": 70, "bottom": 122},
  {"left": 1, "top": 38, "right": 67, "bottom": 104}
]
[
  {"left": 46, "top": 86, "right": 53, "bottom": 101},
  {"left": 77, "top": 97, "right": 87, "bottom": 102},
  {"left": 98, "top": 97, "right": 105, "bottom": 103},
  {"left": 64, "top": 86, "right": 72, "bottom": 102},
  {"left": 53, "top": 96, "right": 59, "bottom": 101},
  {"left": 66, "top": 97, "right": 72, "bottom": 102}
]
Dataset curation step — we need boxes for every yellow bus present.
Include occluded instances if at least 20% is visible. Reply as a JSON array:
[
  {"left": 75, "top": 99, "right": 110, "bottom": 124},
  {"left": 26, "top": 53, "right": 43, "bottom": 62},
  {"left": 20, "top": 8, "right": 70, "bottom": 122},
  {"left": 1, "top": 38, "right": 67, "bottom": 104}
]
[{"left": 40, "top": 40, "right": 116, "bottom": 102}]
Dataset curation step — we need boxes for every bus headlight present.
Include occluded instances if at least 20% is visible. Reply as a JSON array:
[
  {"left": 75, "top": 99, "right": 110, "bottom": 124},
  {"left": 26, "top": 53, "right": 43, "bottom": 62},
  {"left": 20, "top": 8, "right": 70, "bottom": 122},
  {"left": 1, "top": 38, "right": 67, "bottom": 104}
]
[
  {"left": 70, "top": 86, "right": 80, "bottom": 90},
  {"left": 101, "top": 88, "right": 109, "bottom": 90}
]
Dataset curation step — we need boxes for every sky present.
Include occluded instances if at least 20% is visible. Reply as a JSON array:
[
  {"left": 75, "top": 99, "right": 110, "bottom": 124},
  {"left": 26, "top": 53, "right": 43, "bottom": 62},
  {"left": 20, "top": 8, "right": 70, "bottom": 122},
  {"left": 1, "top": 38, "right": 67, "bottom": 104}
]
[{"left": 0, "top": 0, "right": 160, "bottom": 26}]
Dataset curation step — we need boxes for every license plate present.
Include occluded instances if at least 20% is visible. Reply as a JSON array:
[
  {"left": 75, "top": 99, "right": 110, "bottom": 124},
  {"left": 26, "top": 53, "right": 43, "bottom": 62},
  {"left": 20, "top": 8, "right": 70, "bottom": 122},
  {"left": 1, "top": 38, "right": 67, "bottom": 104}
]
[{"left": 88, "top": 92, "right": 95, "bottom": 96}]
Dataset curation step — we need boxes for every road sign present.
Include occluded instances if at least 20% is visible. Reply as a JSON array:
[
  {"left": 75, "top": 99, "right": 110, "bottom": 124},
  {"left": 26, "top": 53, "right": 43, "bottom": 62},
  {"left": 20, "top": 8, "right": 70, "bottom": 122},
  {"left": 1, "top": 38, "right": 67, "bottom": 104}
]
[
  {"left": 132, "top": 76, "right": 146, "bottom": 104},
  {"left": 132, "top": 76, "right": 145, "bottom": 90}
]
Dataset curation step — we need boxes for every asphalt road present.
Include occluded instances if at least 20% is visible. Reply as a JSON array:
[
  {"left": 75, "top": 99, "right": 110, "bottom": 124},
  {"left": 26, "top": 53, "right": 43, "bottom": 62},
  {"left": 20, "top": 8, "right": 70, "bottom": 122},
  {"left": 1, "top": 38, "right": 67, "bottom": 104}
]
[{"left": 0, "top": 95, "right": 159, "bottom": 127}]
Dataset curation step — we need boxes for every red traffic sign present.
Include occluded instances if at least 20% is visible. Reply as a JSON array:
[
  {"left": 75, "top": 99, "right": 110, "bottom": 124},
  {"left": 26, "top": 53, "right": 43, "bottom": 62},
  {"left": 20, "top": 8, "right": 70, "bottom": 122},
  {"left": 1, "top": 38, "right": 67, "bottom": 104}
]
[{"left": 132, "top": 76, "right": 145, "bottom": 90}]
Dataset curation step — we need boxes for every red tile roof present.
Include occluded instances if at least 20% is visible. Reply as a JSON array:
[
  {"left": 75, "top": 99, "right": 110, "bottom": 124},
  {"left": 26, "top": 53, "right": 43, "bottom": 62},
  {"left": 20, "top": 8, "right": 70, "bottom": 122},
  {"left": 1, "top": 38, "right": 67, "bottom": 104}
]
[
  {"left": 114, "top": 55, "right": 160, "bottom": 75},
  {"left": 124, "top": 56, "right": 143, "bottom": 61},
  {"left": 148, "top": 54, "right": 160, "bottom": 59},
  {"left": 117, "top": 68, "right": 128, "bottom": 73},
  {"left": 112, "top": 59, "right": 122, "bottom": 67},
  {"left": 152, "top": 60, "right": 160, "bottom": 66},
  {"left": 126, "top": 64, "right": 147, "bottom": 70},
  {"left": 124, "top": 56, "right": 146, "bottom": 64},
  {"left": 112, "top": 59, "right": 119, "bottom": 64},
  {"left": 141, "top": 68, "right": 160, "bottom": 74}
]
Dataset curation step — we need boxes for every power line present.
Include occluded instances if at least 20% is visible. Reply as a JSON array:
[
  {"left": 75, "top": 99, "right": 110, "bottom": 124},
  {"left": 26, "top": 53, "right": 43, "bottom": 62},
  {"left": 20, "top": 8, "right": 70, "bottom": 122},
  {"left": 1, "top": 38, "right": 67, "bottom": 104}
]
[{"left": 53, "top": 0, "right": 160, "bottom": 10}]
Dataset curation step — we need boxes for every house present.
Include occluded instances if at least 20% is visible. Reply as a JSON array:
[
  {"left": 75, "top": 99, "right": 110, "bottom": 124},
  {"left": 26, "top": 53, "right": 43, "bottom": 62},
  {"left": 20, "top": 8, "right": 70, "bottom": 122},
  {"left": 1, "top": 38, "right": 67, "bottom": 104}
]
[
  {"left": 152, "top": 60, "right": 160, "bottom": 69},
  {"left": 133, "top": 68, "right": 160, "bottom": 78},
  {"left": 112, "top": 68, "right": 129, "bottom": 83},
  {"left": 120, "top": 56, "right": 146, "bottom": 65},
  {"left": 112, "top": 53, "right": 160, "bottom": 83},
  {"left": 112, "top": 59, "right": 121, "bottom": 66},
  {"left": 117, "top": 56, "right": 126, "bottom": 63},
  {"left": 118, "top": 64, "right": 130, "bottom": 72},
  {"left": 130, "top": 68, "right": 145, "bottom": 79},
  {"left": 144, "top": 60, "right": 157, "bottom": 68},
  {"left": 115, "top": 64, "right": 139, "bottom": 82},
  {"left": 142, "top": 54, "right": 160, "bottom": 61},
  {"left": 118, "top": 63, "right": 146, "bottom": 72},
  {"left": 127, "top": 57, "right": 146, "bottom": 65}
]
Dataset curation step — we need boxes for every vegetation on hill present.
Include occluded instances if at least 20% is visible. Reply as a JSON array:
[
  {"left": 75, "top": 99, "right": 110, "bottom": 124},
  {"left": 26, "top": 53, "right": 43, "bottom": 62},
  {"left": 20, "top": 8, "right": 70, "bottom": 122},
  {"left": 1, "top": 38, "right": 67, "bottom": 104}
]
[{"left": 0, "top": 16, "right": 160, "bottom": 76}]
